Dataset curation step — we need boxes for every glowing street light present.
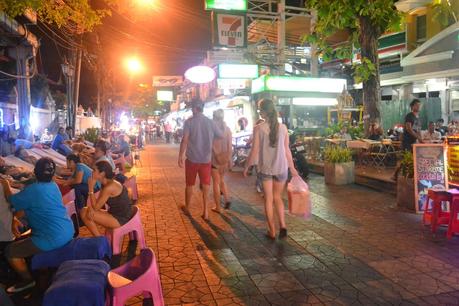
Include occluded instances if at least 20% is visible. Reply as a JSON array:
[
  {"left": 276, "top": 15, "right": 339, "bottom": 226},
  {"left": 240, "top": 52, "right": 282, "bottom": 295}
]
[
  {"left": 125, "top": 57, "right": 143, "bottom": 75},
  {"left": 135, "top": 0, "right": 156, "bottom": 8}
]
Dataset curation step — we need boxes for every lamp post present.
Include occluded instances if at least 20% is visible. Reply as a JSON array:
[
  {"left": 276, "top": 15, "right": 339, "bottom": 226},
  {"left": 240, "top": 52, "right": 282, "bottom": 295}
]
[{"left": 61, "top": 62, "right": 75, "bottom": 129}]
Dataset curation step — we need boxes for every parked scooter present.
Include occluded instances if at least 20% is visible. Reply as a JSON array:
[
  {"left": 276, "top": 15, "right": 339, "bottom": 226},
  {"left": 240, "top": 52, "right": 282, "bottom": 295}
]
[{"left": 290, "top": 142, "right": 309, "bottom": 178}]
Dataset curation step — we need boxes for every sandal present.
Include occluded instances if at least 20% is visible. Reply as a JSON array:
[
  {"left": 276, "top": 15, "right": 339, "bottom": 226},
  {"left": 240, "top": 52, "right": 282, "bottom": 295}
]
[
  {"left": 265, "top": 232, "right": 276, "bottom": 240},
  {"left": 7, "top": 280, "right": 35, "bottom": 294},
  {"left": 279, "top": 228, "right": 287, "bottom": 239}
]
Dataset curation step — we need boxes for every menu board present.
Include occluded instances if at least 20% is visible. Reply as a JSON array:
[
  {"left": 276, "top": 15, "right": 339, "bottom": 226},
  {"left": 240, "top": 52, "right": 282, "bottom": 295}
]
[{"left": 413, "top": 144, "right": 448, "bottom": 213}]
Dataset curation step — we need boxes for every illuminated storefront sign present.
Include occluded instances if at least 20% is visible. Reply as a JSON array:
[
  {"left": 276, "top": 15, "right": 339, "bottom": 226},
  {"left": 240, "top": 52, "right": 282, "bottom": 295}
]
[
  {"left": 205, "top": 0, "right": 247, "bottom": 11},
  {"left": 251, "top": 75, "right": 347, "bottom": 94},
  {"left": 292, "top": 97, "right": 338, "bottom": 106},
  {"left": 218, "top": 64, "right": 258, "bottom": 79},
  {"left": 157, "top": 90, "right": 174, "bottom": 101},
  {"left": 217, "top": 78, "right": 248, "bottom": 89}
]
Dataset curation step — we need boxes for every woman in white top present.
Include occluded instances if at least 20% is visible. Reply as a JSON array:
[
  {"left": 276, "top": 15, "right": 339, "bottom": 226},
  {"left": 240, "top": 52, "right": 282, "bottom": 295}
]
[
  {"left": 211, "top": 109, "right": 232, "bottom": 212},
  {"left": 244, "top": 99, "right": 299, "bottom": 239}
]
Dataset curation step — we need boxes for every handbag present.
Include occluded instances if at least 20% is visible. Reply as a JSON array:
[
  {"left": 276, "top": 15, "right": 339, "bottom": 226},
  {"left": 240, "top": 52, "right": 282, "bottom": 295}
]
[{"left": 287, "top": 176, "right": 311, "bottom": 219}]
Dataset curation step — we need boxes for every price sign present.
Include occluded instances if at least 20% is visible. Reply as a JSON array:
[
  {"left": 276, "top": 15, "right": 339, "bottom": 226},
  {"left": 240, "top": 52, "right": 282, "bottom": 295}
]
[{"left": 413, "top": 144, "right": 448, "bottom": 213}]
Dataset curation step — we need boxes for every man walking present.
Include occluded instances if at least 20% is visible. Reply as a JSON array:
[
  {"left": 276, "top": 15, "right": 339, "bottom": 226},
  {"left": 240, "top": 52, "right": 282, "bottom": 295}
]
[{"left": 178, "top": 99, "right": 223, "bottom": 220}]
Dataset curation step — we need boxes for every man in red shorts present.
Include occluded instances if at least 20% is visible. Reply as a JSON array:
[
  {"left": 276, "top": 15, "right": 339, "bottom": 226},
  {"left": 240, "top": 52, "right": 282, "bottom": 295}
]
[{"left": 178, "top": 99, "right": 224, "bottom": 220}]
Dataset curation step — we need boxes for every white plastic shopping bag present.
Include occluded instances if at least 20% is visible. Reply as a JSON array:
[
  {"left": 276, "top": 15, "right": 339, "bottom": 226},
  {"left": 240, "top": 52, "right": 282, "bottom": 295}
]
[{"left": 287, "top": 176, "right": 311, "bottom": 219}]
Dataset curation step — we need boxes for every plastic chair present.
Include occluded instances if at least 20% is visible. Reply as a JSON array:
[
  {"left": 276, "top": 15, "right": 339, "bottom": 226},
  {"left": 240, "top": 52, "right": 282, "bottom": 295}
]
[
  {"left": 447, "top": 189, "right": 459, "bottom": 239},
  {"left": 108, "top": 248, "right": 164, "bottom": 306},
  {"left": 124, "top": 176, "right": 138, "bottom": 201},
  {"left": 62, "top": 189, "right": 75, "bottom": 205},
  {"left": 65, "top": 200, "right": 79, "bottom": 238},
  {"left": 105, "top": 206, "right": 146, "bottom": 255},
  {"left": 423, "top": 189, "right": 451, "bottom": 233}
]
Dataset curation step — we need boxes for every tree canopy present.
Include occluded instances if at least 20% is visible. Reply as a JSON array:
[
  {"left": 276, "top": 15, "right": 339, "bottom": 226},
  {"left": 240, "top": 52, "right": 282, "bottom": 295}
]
[
  {"left": 306, "top": 0, "right": 401, "bottom": 126},
  {"left": 306, "top": 0, "right": 401, "bottom": 82},
  {"left": 0, "top": 0, "right": 111, "bottom": 33}
]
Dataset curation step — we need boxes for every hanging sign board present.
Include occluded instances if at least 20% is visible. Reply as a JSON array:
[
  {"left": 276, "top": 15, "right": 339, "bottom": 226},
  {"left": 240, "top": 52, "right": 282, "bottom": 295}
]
[
  {"left": 413, "top": 144, "right": 448, "bottom": 213},
  {"left": 153, "top": 76, "right": 183, "bottom": 87},
  {"left": 212, "top": 12, "right": 247, "bottom": 48}
]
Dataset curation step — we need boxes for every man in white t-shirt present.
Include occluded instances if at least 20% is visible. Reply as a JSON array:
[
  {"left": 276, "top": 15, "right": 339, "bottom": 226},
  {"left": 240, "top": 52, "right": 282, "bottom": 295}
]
[{"left": 421, "top": 121, "right": 442, "bottom": 143}]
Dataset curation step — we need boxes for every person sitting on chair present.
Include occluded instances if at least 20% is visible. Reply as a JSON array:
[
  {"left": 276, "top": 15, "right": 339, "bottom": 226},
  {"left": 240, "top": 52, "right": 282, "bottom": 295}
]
[
  {"left": 55, "top": 154, "right": 99, "bottom": 210},
  {"left": 4, "top": 158, "right": 74, "bottom": 293},
  {"left": 80, "top": 161, "right": 132, "bottom": 237},
  {"left": 51, "top": 127, "right": 72, "bottom": 156}
]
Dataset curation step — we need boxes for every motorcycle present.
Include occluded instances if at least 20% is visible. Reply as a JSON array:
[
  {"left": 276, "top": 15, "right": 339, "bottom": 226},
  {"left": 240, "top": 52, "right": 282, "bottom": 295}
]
[{"left": 290, "top": 142, "right": 309, "bottom": 178}]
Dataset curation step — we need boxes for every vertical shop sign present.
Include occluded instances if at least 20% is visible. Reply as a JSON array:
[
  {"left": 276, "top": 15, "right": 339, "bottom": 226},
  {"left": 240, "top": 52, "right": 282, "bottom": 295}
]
[
  {"left": 213, "top": 12, "right": 247, "bottom": 48},
  {"left": 413, "top": 144, "right": 448, "bottom": 213}
]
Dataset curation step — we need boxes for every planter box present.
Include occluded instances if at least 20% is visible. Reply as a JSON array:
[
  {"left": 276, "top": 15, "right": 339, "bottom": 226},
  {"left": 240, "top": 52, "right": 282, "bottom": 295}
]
[
  {"left": 397, "top": 176, "right": 415, "bottom": 211},
  {"left": 324, "top": 161, "right": 355, "bottom": 185}
]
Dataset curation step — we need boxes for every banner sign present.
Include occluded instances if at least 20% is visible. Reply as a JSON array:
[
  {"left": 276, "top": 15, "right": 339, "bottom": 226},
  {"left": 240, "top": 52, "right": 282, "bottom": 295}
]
[
  {"left": 413, "top": 144, "right": 448, "bottom": 213},
  {"left": 153, "top": 76, "right": 183, "bottom": 87},
  {"left": 213, "top": 12, "right": 247, "bottom": 48}
]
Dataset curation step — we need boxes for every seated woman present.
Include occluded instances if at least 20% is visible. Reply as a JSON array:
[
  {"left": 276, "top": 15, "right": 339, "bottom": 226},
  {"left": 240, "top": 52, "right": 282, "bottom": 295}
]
[
  {"left": 367, "top": 122, "right": 384, "bottom": 141},
  {"left": 56, "top": 154, "right": 99, "bottom": 210},
  {"left": 80, "top": 161, "right": 132, "bottom": 237},
  {"left": 4, "top": 158, "right": 74, "bottom": 293}
]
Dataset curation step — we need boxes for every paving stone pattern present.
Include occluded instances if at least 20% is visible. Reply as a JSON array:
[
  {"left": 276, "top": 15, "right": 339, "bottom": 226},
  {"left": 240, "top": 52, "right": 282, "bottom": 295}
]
[{"left": 129, "top": 145, "right": 459, "bottom": 305}]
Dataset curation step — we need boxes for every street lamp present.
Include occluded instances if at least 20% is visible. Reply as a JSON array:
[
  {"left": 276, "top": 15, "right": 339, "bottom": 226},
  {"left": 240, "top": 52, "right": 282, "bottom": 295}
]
[
  {"left": 125, "top": 56, "right": 143, "bottom": 75},
  {"left": 135, "top": 0, "right": 156, "bottom": 7}
]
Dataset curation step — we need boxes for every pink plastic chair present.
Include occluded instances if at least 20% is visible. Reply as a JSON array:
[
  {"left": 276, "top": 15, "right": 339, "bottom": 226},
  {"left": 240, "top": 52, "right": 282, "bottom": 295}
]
[
  {"left": 105, "top": 206, "right": 146, "bottom": 255},
  {"left": 108, "top": 248, "right": 164, "bottom": 306},
  {"left": 124, "top": 176, "right": 138, "bottom": 201},
  {"left": 62, "top": 189, "right": 75, "bottom": 205}
]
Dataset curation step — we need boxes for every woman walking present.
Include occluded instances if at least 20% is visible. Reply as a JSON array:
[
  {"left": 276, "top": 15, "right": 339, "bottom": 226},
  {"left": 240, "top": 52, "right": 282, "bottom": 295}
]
[
  {"left": 244, "top": 99, "right": 299, "bottom": 239},
  {"left": 211, "top": 109, "right": 232, "bottom": 212}
]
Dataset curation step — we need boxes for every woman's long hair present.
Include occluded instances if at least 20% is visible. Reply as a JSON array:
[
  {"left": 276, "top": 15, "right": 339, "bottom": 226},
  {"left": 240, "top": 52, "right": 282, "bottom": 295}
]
[{"left": 259, "top": 99, "right": 279, "bottom": 148}]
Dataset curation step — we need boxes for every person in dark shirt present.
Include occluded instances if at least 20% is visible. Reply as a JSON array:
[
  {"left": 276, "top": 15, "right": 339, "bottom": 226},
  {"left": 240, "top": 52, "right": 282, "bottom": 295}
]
[
  {"left": 393, "top": 99, "right": 422, "bottom": 180},
  {"left": 436, "top": 118, "right": 448, "bottom": 136},
  {"left": 402, "top": 99, "right": 423, "bottom": 151}
]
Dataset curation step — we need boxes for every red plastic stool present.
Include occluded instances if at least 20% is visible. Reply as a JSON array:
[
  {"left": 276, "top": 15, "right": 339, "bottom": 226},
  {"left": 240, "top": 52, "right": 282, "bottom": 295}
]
[
  {"left": 423, "top": 189, "right": 451, "bottom": 233},
  {"left": 447, "top": 189, "right": 459, "bottom": 239}
]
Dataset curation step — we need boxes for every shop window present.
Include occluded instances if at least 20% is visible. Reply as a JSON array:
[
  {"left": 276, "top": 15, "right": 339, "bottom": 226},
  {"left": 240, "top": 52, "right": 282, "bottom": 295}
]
[{"left": 416, "top": 15, "right": 427, "bottom": 43}]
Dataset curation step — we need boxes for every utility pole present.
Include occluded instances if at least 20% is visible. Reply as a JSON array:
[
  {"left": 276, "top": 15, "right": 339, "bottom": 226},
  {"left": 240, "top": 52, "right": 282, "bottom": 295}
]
[
  {"left": 310, "top": 9, "right": 319, "bottom": 77},
  {"left": 277, "top": 0, "right": 286, "bottom": 76},
  {"left": 73, "top": 43, "right": 83, "bottom": 136}
]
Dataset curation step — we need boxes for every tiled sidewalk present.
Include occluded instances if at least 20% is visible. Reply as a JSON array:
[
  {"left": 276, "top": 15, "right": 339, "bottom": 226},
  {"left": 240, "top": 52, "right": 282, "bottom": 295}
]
[{"left": 133, "top": 144, "right": 459, "bottom": 306}]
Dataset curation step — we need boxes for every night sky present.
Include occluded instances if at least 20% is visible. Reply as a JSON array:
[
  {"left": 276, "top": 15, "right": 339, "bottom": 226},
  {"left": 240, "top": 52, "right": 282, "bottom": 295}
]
[{"left": 39, "top": 0, "right": 305, "bottom": 106}]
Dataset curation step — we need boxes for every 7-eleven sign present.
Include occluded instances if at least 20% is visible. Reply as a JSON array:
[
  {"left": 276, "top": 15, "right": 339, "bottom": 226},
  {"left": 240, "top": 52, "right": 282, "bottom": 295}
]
[{"left": 213, "top": 12, "right": 247, "bottom": 48}]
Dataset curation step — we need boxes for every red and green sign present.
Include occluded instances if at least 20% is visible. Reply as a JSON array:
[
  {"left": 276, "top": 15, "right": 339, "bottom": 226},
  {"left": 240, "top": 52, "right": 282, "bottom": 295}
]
[{"left": 212, "top": 12, "right": 247, "bottom": 48}]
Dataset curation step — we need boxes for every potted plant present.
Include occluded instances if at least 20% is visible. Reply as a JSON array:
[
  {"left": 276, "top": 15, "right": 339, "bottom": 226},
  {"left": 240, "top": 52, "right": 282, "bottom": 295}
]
[
  {"left": 323, "top": 145, "right": 354, "bottom": 185},
  {"left": 397, "top": 151, "right": 415, "bottom": 211}
]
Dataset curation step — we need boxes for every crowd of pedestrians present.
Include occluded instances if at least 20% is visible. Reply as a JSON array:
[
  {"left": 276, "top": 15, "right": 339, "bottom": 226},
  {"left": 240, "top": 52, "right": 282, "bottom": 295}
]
[{"left": 178, "top": 99, "right": 299, "bottom": 239}]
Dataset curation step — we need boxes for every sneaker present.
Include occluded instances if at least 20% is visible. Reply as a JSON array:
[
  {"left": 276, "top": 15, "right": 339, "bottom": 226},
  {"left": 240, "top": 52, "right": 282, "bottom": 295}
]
[
  {"left": 279, "top": 228, "right": 287, "bottom": 239},
  {"left": 7, "top": 280, "right": 35, "bottom": 293},
  {"left": 256, "top": 185, "right": 263, "bottom": 193}
]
